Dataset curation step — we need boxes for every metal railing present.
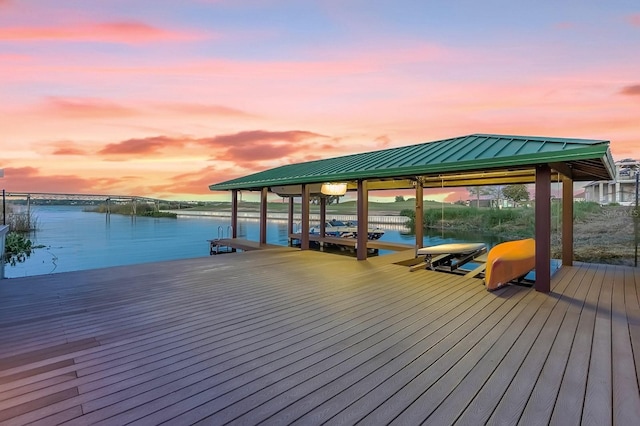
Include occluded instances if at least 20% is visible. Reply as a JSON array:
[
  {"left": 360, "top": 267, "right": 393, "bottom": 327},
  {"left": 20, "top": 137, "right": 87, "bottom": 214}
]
[{"left": 0, "top": 225, "right": 8, "bottom": 279}]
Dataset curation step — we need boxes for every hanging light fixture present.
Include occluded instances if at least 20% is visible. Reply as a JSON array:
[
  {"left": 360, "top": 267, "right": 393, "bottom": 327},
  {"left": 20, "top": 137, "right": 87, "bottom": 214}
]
[{"left": 321, "top": 182, "right": 348, "bottom": 196}]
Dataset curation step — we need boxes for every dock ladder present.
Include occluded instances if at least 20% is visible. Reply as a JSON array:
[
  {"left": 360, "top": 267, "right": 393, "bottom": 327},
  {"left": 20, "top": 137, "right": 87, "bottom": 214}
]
[{"left": 209, "top": 225, "right": 234, "bottom": 255}]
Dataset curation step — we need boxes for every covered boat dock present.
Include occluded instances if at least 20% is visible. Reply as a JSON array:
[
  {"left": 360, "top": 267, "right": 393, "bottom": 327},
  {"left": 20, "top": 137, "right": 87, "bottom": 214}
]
[{"left": 209, "top": 133, "right": 616, "bottom": 293}]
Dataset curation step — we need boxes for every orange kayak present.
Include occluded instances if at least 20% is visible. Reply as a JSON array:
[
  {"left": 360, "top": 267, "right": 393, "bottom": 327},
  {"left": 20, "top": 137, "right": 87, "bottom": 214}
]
[{"left": 485, "top": 238, "right": 535, "bottom": 291}]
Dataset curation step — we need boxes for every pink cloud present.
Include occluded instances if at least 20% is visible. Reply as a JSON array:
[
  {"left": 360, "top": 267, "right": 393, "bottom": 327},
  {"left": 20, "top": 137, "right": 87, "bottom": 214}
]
[
  {"left": 198, "top": 130, "right": 330, "bottom": 167},
  {"left": 52, "top": 147, "right": 88, "bottom": 155},
  {"left": 1, "top": 167, "right": 98, "bottom": 194},
  {"left": 208, "top": 130, "right": 327, "bottom": 146},
  {"left": 620, "top": 84, "right": 640, "bottom": 96},
  {"left": 150, "top": 166, "right": 232, "bottom": 197},
  {"left": 93, "top": 130, "right": 328, "bottom": 166},
  {"left": 0, "top": 21, "right": 207, "bottom": 44},
  {"left": 156, "top": 103, "right": 255, "bottom": 117},
  {"left": 222, "top": 143, "right": 293, "bottom": 164},
  {"left": 628, "top": 14, "right": 640, "bottom": 27},
  {"left": 374, "top": 135, "right": 392, "bottom": 148},
  {"left": 42, "top": 97, "right": 137, "bottom": 118},
  {"left": 0, "top": 166, "right": 157, "bottom": 196},
  {"left": 99, "top": 136, "right": 188, "bottom": 155}
]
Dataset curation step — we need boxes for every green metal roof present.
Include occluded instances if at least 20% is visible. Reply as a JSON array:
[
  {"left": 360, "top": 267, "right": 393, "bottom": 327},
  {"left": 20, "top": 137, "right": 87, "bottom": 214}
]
[{"left": 209, "top": 133, "right": 615, "bottom": 192}]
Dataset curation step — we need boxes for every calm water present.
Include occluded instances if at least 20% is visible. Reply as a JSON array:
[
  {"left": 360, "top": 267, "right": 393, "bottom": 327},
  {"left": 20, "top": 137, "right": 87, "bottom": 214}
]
[{"left": 5, "top": 205, "right": 500, "bottom": 278}]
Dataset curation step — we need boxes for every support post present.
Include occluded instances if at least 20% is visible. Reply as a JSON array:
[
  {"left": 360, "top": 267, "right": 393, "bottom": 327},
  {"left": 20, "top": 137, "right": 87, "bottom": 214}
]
[
  {"left": 320, "top": 196, "right": 327, "bottom": 238},
  {"left": 415, "top": 179, "right": 424, "bottom": 255},
  {"left": 259, "top": 187, "right": 268, "bottom": 244},
  {"left": 535, "top": 165, "right": 551, "bottom": 293},
  {"left": 287, "top": 196, "right": 294, "bottom": 245},
  {"left": 231, "top": 189, "right": 238, "bottom": 238},
  {"left": 357, "top": 179, "right": 368, "bottom": 260},
  {"left": 301, "top": 184, "right": 310, "bottom": 250},
  {"left": 562, "top": 176, "right": 573, "bottom": 266}
]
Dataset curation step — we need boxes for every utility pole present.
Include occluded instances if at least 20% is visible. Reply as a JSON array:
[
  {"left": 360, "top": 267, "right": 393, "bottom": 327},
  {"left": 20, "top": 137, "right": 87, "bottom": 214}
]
[{"left": 1, "top": 168, "right": 5, "bottom": 226}]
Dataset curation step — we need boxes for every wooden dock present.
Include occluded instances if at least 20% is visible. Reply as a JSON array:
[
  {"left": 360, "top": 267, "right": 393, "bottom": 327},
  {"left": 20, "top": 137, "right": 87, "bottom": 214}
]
[
  {"left": 1, "top": 249, "right": 639, "bottom": 425},
  {"left": 208, "top": 238, "right": 288, "bottom": 254},
  {"left": 289, "top": 233, "right": 415, "bottom": 252}
]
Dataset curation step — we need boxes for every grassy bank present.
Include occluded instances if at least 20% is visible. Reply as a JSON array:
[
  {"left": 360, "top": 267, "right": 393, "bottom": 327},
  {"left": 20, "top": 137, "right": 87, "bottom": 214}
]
[{"left": 86, "top": 203, "right": 177, "bottom": 218}]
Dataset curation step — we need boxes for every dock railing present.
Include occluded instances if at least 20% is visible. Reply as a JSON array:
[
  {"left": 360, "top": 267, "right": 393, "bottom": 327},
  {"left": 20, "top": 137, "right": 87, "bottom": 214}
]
[
  {"left": 0, "top": 225, "right": 8, "bottom": 279},
  {"left": 164, "top": 210, "right": 410, "bottom": 227}
]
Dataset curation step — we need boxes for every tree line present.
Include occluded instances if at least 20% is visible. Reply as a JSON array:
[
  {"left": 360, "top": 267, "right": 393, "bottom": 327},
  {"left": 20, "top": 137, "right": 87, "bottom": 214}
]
[{"left": 467, "top": 184, "right": 530, "bottom": 207}]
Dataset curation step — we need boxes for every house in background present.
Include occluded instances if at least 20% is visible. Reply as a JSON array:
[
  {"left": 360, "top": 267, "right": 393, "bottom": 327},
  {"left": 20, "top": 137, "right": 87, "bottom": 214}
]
[{"left": 583, "top": 158, "right": 639, "bottom": 205}]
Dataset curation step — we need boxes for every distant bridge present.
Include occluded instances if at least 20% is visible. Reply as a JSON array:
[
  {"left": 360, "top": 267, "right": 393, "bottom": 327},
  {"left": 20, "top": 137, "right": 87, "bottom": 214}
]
[
  {"left": 2, "top": 192, "right": 180, "bottom": 215},
  {"left": 3, "top": 192, "right": 170, "bottom": 204}
]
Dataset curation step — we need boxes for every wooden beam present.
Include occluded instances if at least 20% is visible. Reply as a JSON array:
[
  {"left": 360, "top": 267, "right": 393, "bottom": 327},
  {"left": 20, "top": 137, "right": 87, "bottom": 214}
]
[
  {"left": 259, "top": 187, "right": 268, "bottom": 244},
  {"left": 301, "top": 183, "right": 310, "bottom": 250},
  {"left": 422, "top": 176, "right": 540, "bottom": 188},
  {"left": 415, "top": 179, "right": 424, "bottom": 255},
  {"left": 357, "top": 179, "right": 368, "bottom": 261},
  {"left": 535, "top": 165, "right": 551, "bottom": 293},
  {"left": 550, "top": 162, "right": 574, "bottom": 179},
  {"left": 356, "top": 179, "right": 415, "bottom": 190},
  {"left": 562, "top": 176, "right": 574, "bottom": 266}
]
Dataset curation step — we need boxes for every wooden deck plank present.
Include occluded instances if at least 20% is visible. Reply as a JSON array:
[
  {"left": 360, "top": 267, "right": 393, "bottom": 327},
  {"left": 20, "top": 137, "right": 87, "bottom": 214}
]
[
  {"left": 516, "top": 262, "right": 595, "bottom": 426},
  {"left": 210, "top": 237, "right": 288, "bottom": 252},
  {"left": 2, "top": 258, "right": 390, "bottom": 404},
  {"left": 222, "top": 278, "right": 507, "bottom": 425},
  {"left": 2, "top": 256, "right": 448, "bottom": 422},
  {"left": 288, "top": 233, "right": 414, "bottom": 252},
  {"left": 2, "top": 251, "right": 332, "bottom": 354},
  {"left": 549, "top": 263, "right": 606, "bottom": 425},
  {"left": 423, "top": 261, "right": 586, "bottom": 426},
  {"left": 264, "top": 283, "right": 523, "bottom": 426},
  {"left": 0, "top": 374, "right": 77, "bottom": 404},
  {"left": 0, "top": 252, "right": 638, "bottom": 425},
  {"left": 456, "top": 268, "right": 592, "bottom": 425},
  {"left": 79, "top": 271, "right": 463, "bottom": 424},
  {"left": 611, "top": 265, "right": 640, "bottom": 424},
  {"left": 76, "top": 266, "right": 435, "bottom": 389},
  {"left": 627, "top": 267, "right": 640, "bottom": 394},
  {"left": 357, "top": 287, "right": 543, "bottom": 425},
  {"left": 482, "top": 259, "right": 589, "bottom": 425},
  {"left": 583, "top": 264, "right": 615, "bottom": 426},
  {"left": 388, "top": 256, "right": 582, "bottom": 425}
]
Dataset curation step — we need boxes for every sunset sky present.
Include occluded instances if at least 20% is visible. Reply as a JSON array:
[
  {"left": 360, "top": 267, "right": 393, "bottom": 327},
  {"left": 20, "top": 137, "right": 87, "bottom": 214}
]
[{"left": 1, "top": 0, "right": 639, "bottom": 202}]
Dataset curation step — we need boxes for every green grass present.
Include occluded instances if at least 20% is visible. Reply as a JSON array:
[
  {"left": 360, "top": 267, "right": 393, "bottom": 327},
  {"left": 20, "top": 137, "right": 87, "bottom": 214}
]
[{"left": 85, "top": 203, "right": 177, "bottom": 218}]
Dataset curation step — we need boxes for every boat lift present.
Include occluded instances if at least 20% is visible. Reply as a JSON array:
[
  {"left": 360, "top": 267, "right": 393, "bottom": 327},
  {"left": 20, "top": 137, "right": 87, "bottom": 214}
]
[{"left": 409, "top": 242, "right": 487, "bottom": 273}]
